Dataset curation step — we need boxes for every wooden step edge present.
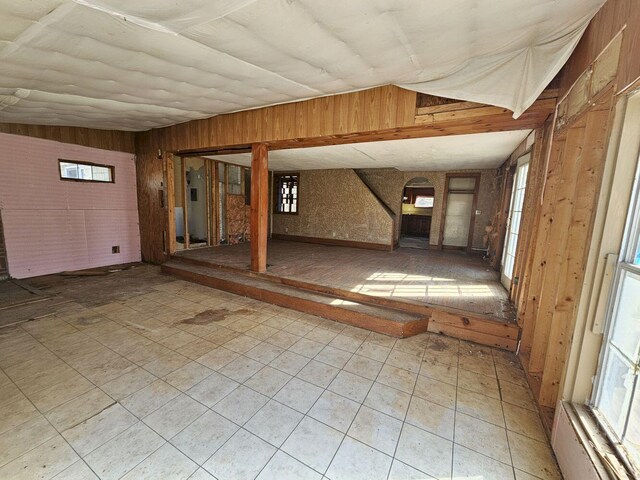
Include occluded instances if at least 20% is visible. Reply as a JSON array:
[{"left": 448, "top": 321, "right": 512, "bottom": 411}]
[
  {"left": 162, "top": 263, "right": 425, "bottom": 338},
  {"left": 427, "top": 321, "right": 518, "bottom": 351},
  {"left": 169, "top": 255, "right": 517, "bottom": 329}
]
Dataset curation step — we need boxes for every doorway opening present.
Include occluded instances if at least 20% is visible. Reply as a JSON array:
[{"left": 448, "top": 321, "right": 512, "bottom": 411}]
[
  {"left": 400, "top": 177, "right": 434, "bottom": 249},
  {"left": 440, "top": 174, "right": 480, "bottom": 250}
]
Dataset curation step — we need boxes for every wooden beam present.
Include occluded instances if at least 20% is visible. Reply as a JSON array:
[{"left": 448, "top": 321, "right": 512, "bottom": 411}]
[{"left": 250, "top": 143, "right": 269, "bottom": 273}]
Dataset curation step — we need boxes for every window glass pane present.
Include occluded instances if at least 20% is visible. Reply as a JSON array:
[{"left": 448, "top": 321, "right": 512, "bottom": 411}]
[
  {"left": 449, "top": 177, "right": 476, "bottom": 191},
  {"left": 78, "top": 164, "right": 93, "bottom": 180},
  {"left": 610, "top": 269, "right": 640, "bottom": 361},
  {"left": 92, "top": 165, "right": 112, "bottom": 182},
  {"left": 624, "top": 386, "right": 640, "bottom": 464},
  {"left": 60, "top": 162, "right": 78, "bottom": 179},
  {"left": 598, "top": 347, "right": 636, "bottom": 438}
]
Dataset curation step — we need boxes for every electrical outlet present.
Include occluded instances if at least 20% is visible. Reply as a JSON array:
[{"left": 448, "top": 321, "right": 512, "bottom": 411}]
[{"left": 475, "top": 209, "right": 482, "bottom": 215}]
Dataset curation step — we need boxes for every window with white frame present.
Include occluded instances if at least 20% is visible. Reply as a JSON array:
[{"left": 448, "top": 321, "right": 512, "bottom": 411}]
[
  {"left": 59, "top": 160, "right": 113, "bottom": 183},
  {"left": 593, "top": 162, "right": 640, "bottom": 473},
  {"left": 501, "top": 154, "right": 530, "bottom": 286}
]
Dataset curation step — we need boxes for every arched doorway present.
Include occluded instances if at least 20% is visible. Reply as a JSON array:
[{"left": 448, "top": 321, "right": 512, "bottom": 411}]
[{"left": 400, "top": 177, "right": 434, "bottom": 249}]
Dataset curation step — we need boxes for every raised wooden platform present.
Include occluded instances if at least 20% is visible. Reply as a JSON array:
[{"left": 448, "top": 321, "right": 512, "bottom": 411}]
[{"left": 162, "top": 246, "right": 520, "bottom": 350}]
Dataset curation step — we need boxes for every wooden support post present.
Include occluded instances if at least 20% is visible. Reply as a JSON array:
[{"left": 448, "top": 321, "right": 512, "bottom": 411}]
[{"left": 250, "top": 143, "right": 269, "bottom": 273}]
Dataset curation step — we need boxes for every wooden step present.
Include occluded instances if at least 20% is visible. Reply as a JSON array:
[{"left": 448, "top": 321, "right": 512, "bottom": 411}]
[
  {"left": 162, "top": 260, "right": 429, "bottom": 338},
  {"left": 167, "top": 254, "right": 520, "bottom": 350}
]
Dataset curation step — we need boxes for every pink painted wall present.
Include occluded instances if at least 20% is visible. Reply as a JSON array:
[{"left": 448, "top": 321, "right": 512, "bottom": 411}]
[{"left": 0, "top": 132, "right": 141, "bottom": 279}]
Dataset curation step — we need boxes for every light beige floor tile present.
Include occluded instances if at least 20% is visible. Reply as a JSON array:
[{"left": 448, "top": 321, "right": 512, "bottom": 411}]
[
  {"left": 326, "top": 436, "right": 392, "bottom": 480},
  {"left": 100, "top": 367, "right": 156, "bottom": 401},
  {"left": 245, "top": 400, "right": 303, "bottom": 446},
  {"left": 419, "top": 357, "right": 458, "bottom": 386},
  {"left": 355, "top": 341, "right": 391, "bottom": 362},
  {"left": 245, "top": 324, "right": 279, "bottom": 341},
  {"left": 269, "top": 350, "right": 310, "bottom": 375},
  {"left": 458, "top": 369, "right": 500, "bottom": 399},
  {"left": 245, "top": 342, "right": 285, "bottom": 364},
  {"left": 143, "top": 393, "right": 207, "bottom": 440},
  {"left": 394, "top": 338, "right": 427, "bottom": 357},
  {"left": 266, "top": 330, "right": 300, "bottom": 349},
  {"left": 396, "top": 423, "right": 452, "bottom": 480},
  {"left": 274, "top": 378, "right": 324, "bottom": 413},
  {"left": 364, "top": 382, "right": 411, "bottom": 420},
  {"left": 244, "top": 366, "right": 292, "bottom": 397},
  {"left": 406, "top": 395, "right": 455, "bottom": 440},
  {"left": 218, "top": 355, "right": 264, "bottom": 382},
  {"left": 0, "top": 396, "right": 42, "bottom": 434},
  {"left": 456, "top": 387, "right": 505, "bottom": 426},
  {"left": 314, "top": 345, "right": 353, "bottom": 369},
  {"left": 281, "top": 416, "right": 344, "bottom": 473},
  {"left": 348, "top": 406, "right": 402, "bottom": 455},
  {"left": 458, "top": 353, "right": 496, "bottom": 377},
  {"left": 46, "top": 388, "right": 114, "bottom": 432},
  {"left": 388, "top": 459, "right": 432, "bottom": 480},
  {"left": 84, "top": 422, "right": 164, "bottom": 480},
  {"left": 171, "top": 411, "right": 238, "bottom": 465},
  {"left": 158, "top": 331, "right": 201, "bottom": 351},
  {"left": 186, "top": 372, "right": 239, "bottom": 407},
  {"left": 120, "top": 442, "right": 197, "bottom": 480},
  {"left": 508, "top": 431, "right": 562, "bottom": 479},
  {"left": 223, "top": 334, "right": 262, "bottom": 354},
  {"left": 0, "top": 382, "right": 26, "bottom": 408},
  {"left": 503, "top": 403, "right": 547, "bottom": 442},
  {"left": 328, "top": 370, "right": 373, "bottom": 403},
  {"left": 121, "top": 379, "right": 180, "bottom": 418},
  {"left": 0, "top": 416, "right": 57, "bottom": 468},
  {"left": 453, "top": 444, "right": 515, "bottom": 480},
  {"left": 284, "top": 321, "right": 315, "bottom": 337},
  {"left": 52, "top": 460, "right": 99, "bottom": 479},
  {"left": 289, "top": 338, "right": 325, "bottom": 358},
  {"left": 296, "top": 360, "right": 339, "bottom": 388},
  {"left": 62, "top": 403, "right": 138, "bottom": 456},
  {"left": 176, "top": 339, "right": 217, "bottom": 360},
  {"left": 386, "top": 349, "right": 423, "bottom": 373},
  {"left": 455, "top": 412, "right": 511, "bottom": 464},
  {"left": 203, "top": 429, "right": 276, "bottom": 480},
  {"left": 344, "top": 355, "right": 383, "bottom": 381},
  {"left": 13, "top": 364, "right": 79, "bottom": 397},
  {"left": 163, "top": 361, "right": 213, "bottom": 391},
  {"left": 328, "top": 334, "right": 363, "bottom": 353},
  {"left": 213, "top": 385, "right": 269, "bottom": 424},
  {"left": 256, "top": 450, "right": 321, "bottom": 480},
  {"left": 195, "top": 347, "right": 239, "bottom": 370},
  {"left": 142, "top": 351, "right": 190, "bottom": 377},
  {"left": 366, "top": 332, "right": 397, "bottom": 349},
  {"left": 0, "top": 435, "right": 79, "bottom": 480},
  {"left": 187, "top": 468, "right": 216, "bottom": 480},
  {"left": 414, "top": 375, "right": 457, "bottom": 409},
  {"left": 377, "top": 365, "right": 417, "bottom": 394},
  {"left": 28, "top": 375, "right": 95, "bottom": 413},
  {"left": 304, "top": 327, "right": 338, "bottom": 345},
  {"left": 308, "top": 390, "right": 360, "bottom": 433},
  {"left": 496, "top": 362, "right": 528, "bottom": 387},
  {"left": 500, "top": 380, "right": 538, "bottom": 411}
]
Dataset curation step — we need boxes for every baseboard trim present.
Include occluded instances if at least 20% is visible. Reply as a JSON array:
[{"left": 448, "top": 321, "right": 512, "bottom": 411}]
[{"left": 271, "top": 233, "right": 392, "bottom": 251}]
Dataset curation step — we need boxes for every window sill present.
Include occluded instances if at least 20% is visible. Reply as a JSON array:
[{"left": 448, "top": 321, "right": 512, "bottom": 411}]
[{"left": 565, "top": 402, "right": 634, "bottom": 479}]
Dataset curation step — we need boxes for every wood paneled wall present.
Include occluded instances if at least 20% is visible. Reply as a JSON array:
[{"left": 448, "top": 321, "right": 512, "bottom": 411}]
[
  {"left": 136, "top": 86, "right": 419, "bottom": 263},
  {"left": 560, "top": 0, "right": 640, "bottom": 95},
  {"left": 512, "top": 0, "right": 640, "bottom": 415},
  {"left": 0, "top": 123, "right": 135, "bottom": 153}
]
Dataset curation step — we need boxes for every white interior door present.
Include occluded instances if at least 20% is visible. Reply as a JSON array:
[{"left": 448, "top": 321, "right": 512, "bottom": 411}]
[{"left": 442, "top": 177, "right": 476, "bottom": 248}]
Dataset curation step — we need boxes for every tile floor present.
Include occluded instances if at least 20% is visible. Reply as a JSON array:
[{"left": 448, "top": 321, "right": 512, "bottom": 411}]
[{"left": 0, "top": 266, "right": 562, "bottom": 480}]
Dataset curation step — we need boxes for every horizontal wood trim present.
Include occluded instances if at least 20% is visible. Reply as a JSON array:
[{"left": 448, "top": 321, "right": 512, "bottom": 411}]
[
  {"left": 427, "top": 321, "right": 518, "bottom": 351},
  {"left": 271, "top": 233, "right": 392, "bottom": 251},
  {"left": 0, "top": 123, "right": 135, "bottom": 153}
]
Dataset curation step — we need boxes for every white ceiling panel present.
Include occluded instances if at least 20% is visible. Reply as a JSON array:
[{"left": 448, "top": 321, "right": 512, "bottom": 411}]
[
  {"left": 206, "top": 130, "right": 531, "bottom": 171},
  {"left": 0, "top": 0, "right": 604, "bottom": 130}
]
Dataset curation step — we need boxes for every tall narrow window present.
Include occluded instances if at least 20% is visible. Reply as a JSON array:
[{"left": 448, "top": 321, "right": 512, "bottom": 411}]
[
  {"left": 501, "top": 154, "right": 530, "bottom": 288},
  {"left": 593, "top": 165, "right": 640, "bottom": 471},
  {"left": 274, "top": 173, "right": 298, "bottom": 214}
]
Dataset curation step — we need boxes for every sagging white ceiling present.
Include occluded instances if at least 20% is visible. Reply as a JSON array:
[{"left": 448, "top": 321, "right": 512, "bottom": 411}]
[
  {"left": 205, "top": 130, "right": 531, "bottom": 171},
  {"left": 0, "top": 0, "right": 604, "bottom": 131}
]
